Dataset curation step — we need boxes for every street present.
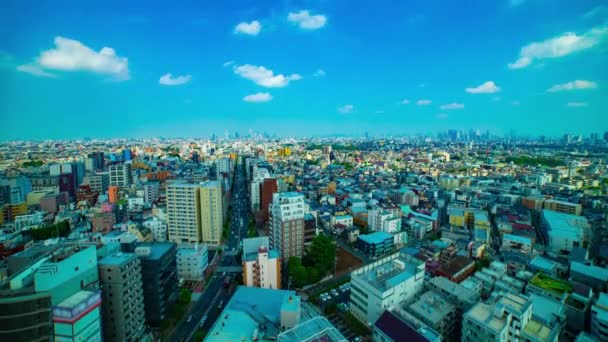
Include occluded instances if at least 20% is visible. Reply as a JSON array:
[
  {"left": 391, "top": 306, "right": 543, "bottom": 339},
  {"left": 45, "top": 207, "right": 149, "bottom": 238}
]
[{"left": 169, "top": 157, "right": 250, "bottom": 342}]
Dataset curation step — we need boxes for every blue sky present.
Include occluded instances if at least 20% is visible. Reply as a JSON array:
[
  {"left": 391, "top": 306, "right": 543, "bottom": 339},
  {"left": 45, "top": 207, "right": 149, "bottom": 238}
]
[{"left": 1, "top": 0, "right": 607, "bottom": 140}]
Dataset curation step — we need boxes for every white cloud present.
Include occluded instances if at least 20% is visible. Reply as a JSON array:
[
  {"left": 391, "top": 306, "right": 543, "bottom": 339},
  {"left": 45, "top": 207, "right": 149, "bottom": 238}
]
[
  {"left": 17, "top": 36, "right": 129, "bottom": 80},
  {"left": 547, "top": 80, "right": 597, "bottom": 92},
  {"left": 338, "top": 104, "right": 354, "bottom": 113},
  {"left": 436, "top": 113, "right": 449, "bottom": 119},
  {"left": 159, "top": 73, "right": 192, "bottom": 86},
  {"left": 313, "top": 69, "right": 326, "bottom": 77},
  {"left": 583, "top": 6, "right": 608, "bottom": 20},
  {"left": 243, "top": 92, "right": 273, "bottom": 103},
  {"left": 223, "top": 60, "right": 235, "bottom": 67},
  {"left": 440, "top": 102, "right": 464, "bottom": 110},
  {"left": 400, "top": 99, "right": 410, "bottom": 105},
  {"left": 567, "top": 102, "right": 588, "bottom": 107},
  {"left": 416, "top": 99, "right": 432, "bottom": 106},
  {"left": 508, "top": 25, "right": 608, "bottom": 69},
  {"left": 288, "top": 10, "right": 327, "bottom": 30},
  {"left": 512, "top": 101, "right": 520, "bottom": 106},
  {"left": 233, "top": 64, "right": 301, "bottom": 88},
  {"left": 234, "top": 20, "right": 261, "bottom": 36},
  {"left": 16, "top": 64, "right": 56, "bottom": 78},
  {"left": 466, "top": 81, "right": 501, "bottom": 94}
]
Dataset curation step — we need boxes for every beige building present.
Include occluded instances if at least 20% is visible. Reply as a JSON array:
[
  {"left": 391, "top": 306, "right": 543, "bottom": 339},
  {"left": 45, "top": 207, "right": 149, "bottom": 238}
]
[
  {"left": 166, "top": 180, "right": 223, "bottom": 245},
  {"left": 166, "top": 181, "right": 201, "bottom": 244},
  {"left": 543, "top": 199, "right": 582, "bottom": 216},
  {"left": 199, "top": 180, "right": 223, "bottom": 245}
]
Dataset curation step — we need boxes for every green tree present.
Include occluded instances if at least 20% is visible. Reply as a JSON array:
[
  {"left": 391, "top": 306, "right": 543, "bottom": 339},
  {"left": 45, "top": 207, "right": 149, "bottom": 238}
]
[
  {"left": 179, "top": 288, "right": 192, "bottom": 305},
  {"left": 307, "top": 235, "right": 336, "bottom": 276},
  {"left": 288, "top": 257, "right": 309, "bottom": 287}
]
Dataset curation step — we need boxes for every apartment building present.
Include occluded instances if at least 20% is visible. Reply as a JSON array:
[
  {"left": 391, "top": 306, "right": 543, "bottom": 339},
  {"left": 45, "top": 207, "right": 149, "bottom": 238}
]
[
  {"left": 98, "top": 253, "right": 146, "bottom": 342},
  {"left": 269, "top": 192, "right": 305, "bottom": 261},
  {"left": 349, "top": 251, "right": 425, "bottom": 325}
]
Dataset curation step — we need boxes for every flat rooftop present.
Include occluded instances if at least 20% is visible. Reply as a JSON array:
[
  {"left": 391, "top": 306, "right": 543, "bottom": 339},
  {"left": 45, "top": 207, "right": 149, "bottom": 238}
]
[
  {"left": 529, "top": 273, "right": 573, "bottom": 296},
  {"left": 522, "top": 319, "right": 554, "bottom": 342},
  {"left": 542, "top": 210, "right": 590, "bottom": 238},
  {"left": 353, "top": 255, "right": 421, "bottom": 293},
  {"left": 207, "top": 286, "right": 300, "bottom": 342},
  {"left": 55, "top": 289, "right": 99, "bottom": 310},
  {"left": 428, "top": 276, "right": 478, "bottom": 303},
  {"left": 98, "top": 252, "right": 137, "bottom": 267},
  {"left": 408, "top": 291, "right": 455, "bottom": 324},
  {"left": 358, "top": 231, "right": 393, "bottom": 245},
  {"left": 277, "top": 316, "right": 346, "bottom": 342}
]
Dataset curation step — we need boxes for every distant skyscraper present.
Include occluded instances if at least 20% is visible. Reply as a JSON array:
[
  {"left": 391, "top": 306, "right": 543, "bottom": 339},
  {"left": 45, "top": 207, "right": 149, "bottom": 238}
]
[{"left": 269, "top": 192, "right": 305, "bottom": 262}]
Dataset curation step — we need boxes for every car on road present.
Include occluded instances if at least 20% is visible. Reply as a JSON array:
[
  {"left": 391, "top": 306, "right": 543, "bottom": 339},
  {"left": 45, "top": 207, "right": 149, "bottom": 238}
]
[
  {"left": 218, "top": 300, "right": 224, "bottom": 309},
  {"left": 187, "top": 315, "right": 192, "bottom": 323},
  {"left": 200, "top": 315, "right": 208, "bottom": 327}
]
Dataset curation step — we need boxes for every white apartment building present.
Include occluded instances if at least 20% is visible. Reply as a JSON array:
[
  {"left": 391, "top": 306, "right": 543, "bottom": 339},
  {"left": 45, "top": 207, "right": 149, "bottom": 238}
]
[
  {"left": 143, "top": 217, "right": 168, "bottom": 242},
  {"left": 269, "top": 192, "right": 305, "bottom": 261},
  {"left": 250, "top": 167, "right": 271, "bottom": 211},
  {"left": 462, "top": 293, "right": 557, "bottom": 342},
  {"left": 109, "top": 163, "right": 133, "bottom": 188},
  {"left": 216, "top": 158, "right": 232, "bottom": 176},
  {"left": 166, "top": 181, "right": 200, "bottom": 244},
  {"left": 350, "top": 251, "right": 425, "bottom": 325},
  {"left": 242, "top": 237, "right": 281, "bottom": 289},
  {"left": 176, "top": 244, "right": 208, "bottom": 281},
  {"left": 143, "top": 182, "right": 159, "bottom": 204},
  {"left": 14, "top": 211, "right": 44, "bottom": 231}
]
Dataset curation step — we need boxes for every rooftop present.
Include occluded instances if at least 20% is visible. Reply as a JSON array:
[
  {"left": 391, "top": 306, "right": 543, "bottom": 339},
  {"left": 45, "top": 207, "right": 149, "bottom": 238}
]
[
  {"left": 529, "top": 273, "right": 573, "bottom": 296},
  {"left": 55, "top": 289, "right": 99, "bottom": 310},
  {"left": 374, "top": 310, "right": 440, "bottom": 342},
  {"left": 207, "top": 286, "right": 300, "bottom": 342},
  {"left": 428, "top": 276, "right": 479, "bottom": 303},
  {"left": 277, "top": 316, "right": 346, "bottom": 342},
  {"left": 134, "top": 242, "right": 175, "bottom": 260},
  {"left": 521, "top": 319, "right": 555, "bottom": 342},
  {"left": 542, "top": 210, "right": 590, "bottom": 238},
  {"left": 570, "top": 261, "right": 608, "bottom": 282},
  {"left": 98, "top": 252, "right": 137, "bottom": 267},
  {"left": 352, "top": 253, "right": 422, "bottom": 293},
  {"left": 408, "top": 291, "right": 455, "bottom": 324},
  {"left": 358, "top": 231, "right": 393, "bottom": 245}
]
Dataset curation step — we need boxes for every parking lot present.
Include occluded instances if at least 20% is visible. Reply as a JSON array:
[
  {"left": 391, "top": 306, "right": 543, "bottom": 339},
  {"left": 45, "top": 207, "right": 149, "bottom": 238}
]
[{"left": 315, "top": 283, "right": 365, "bottom": 342}]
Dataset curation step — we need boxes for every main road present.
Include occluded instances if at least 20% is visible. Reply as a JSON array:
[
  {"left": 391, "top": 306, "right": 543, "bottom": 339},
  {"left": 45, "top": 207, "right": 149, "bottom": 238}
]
[{"left": 170, "top": 157, "right": 250, "bottom": 342}]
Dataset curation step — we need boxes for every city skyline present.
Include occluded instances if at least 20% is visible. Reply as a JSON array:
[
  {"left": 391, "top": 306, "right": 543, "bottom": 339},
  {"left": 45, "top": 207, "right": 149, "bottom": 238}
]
[{"left": 1, "top": 0, "right": 607, "bottom": 140}]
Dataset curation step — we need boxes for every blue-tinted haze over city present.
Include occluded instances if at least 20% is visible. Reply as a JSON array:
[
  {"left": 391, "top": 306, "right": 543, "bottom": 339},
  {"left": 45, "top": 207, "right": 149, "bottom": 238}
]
[{"left": 1, "top": 0, "right": 607, "bottom": 139}]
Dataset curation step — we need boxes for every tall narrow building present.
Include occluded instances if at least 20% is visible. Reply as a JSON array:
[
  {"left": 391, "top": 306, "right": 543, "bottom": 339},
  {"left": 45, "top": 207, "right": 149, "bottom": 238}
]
[
  {"left": 269, "top": 192, "right": 305, "bottom": 262},
  {"left": 98, "top": 253, "right": 146, "bottom": 342},
  {"left": 199, "top": 180, "right": 223, "bottom": 246},
  {"left": 166, "top": 181, "right": 201, "bottom": 244}
]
